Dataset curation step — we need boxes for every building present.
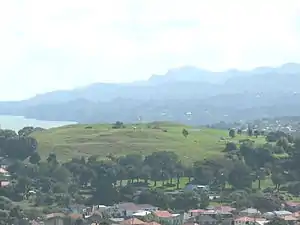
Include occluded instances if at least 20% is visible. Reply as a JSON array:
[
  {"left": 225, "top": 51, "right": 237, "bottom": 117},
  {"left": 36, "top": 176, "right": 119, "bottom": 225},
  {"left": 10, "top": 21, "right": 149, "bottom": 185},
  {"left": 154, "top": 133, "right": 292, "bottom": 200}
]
[
  {"left": 234, "top": 217, "right": 267, "bottom": 225},
  {"left": 154, "top": 211, "right": 184, "bottom": 225},
  {"left": 110, "top": 202, "right": 158, "bottom": 217},
  {"left": 285, "top": 202, "right": 300, "bottom": 212},
  {"left": 239, "top": 208, "right": 261, "bottom": 217},
  {"left": 195, "top": 215, "right": 218, "bottom": 225},
  {"left": 121, "top": 218, "right": 146, "bottom": 225},
  {"left": 44, "top": 213, "right": 65, "bottom": 225},
  {"left": 184, "top": 184, "right": 209, "bottom": 192}
]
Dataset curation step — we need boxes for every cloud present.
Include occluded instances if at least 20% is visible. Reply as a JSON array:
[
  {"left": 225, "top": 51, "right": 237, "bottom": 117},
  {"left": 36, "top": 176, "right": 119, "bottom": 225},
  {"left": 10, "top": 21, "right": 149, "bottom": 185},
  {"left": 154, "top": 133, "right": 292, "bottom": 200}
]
[{"left": 0, "top": 0, "right": 299, "bottom": 100}]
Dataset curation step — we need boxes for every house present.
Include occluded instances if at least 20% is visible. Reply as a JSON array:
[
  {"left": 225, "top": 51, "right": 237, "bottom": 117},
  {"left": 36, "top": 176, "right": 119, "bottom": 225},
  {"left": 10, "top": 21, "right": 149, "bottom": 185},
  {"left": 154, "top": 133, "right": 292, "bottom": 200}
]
[
  {"left": 215, "top": 206, "right": 236, "bottom": 214},
  {"left": 234, "top": 217, "right": 267, "bottom": 225},
  {"left": 188, "top": 209, "right": 207, "bottom": 217},
  {"left": 195, "top": 215, "right": 218, "bottom": 225},
  {"left": 184, "top": 184, "right": 209, "bottom": 192},
  {"left": 286, "top": 202, "right": 300, "bottom": 212},
  {"left": 44, "top": 213, "right": 65, "bottom": 225},
  {"left": 0, "top": 168, "right": 9, "bottom": 175},
  {"left": 85, "top": 211, "right": 103, "bottom": 225},
  {"left": 280, "top": 215, "right": 298, "bottom": 222},
  {"left": 121, "top": 218, "right": 146, "bottom": 225},
  {"left": 239, "top": 208, "right": 261, "bottom": 217},
  {"left": 111, "top": 202, "right": 158, "bottom": 217},
  {"left": 154, "top": 211, "right": 184, "bottom": 225},
  {"left": 133, "top": 210, "right": 152, "bottom": 217},
  {"left": 0, "top": 180, "right": 10, "bottom": 187},
  {"left": 145, "top": 222, "right": 161, "bottom": 225}
]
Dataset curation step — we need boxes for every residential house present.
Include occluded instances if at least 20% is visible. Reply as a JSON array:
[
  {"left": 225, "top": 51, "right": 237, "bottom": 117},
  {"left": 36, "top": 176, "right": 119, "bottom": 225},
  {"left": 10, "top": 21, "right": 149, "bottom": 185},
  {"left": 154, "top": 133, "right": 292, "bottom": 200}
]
[
  {"left": 154, "top": 211, "right": 184, "bottom": 225},
  {"left": 188, "top": 209, "right": 207, "bottom": 217},
  {"left": 109, "top": 218, "right": 125, "bottom": 224},
  {"left": 279, "top": 215, "right": 298, "bottom": 223},
  {"left": 234, "top": 217, "right": 268, "bottom": 225},
  {"left": 111, "top": 202, "right": 158, "bottom": 217},
  {"left": 215, "top": 206, "right": 236, "bottom": 214},
  {"left": 195, "top": 215, "right": 218, "bottom": 225},
  {"left": 286, "top": 202, "right": 300, "bottom": 212},
  {"left": 121, "top": 218, "right": 146, "bottom": 225},
  {"left": 239, "top": 208, "right": 261, "bottom": 217},
  {"left": 184, "top": 184, "right": 209, "bottom": 192},
  {"left": 44, "top": 213, "right": 65, "bottom": 225},
  {"left": 145, "top": 222, "right": 162, "bottom": 225},
  {"left": 0, "top": 180, "right": 10, "bottom": 187},
  {"left": 85, "top": 211, "right": 103, "bottom": 225}
]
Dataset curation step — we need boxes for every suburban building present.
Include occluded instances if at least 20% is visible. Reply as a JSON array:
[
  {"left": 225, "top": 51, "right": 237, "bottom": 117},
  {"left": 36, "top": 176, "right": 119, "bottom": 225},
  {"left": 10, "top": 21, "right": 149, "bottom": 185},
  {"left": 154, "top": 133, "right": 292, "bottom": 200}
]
[
  {"left": 110, "top": 202, "right": 158, "bottom": 217},
  {"left": 44, "top": 213, "right": 65, "bottom": 225},
  {"left": 234, "top": 217, "right": 267, "bottom": 225},
  {"left": 285, "top": 201, "right": 300, "bottom": 212},
  {"left": 239, "top": 208, "right": 261, "bottom": 217},
  {"left": 154, "top": 211, "right": 184, "bottom": 225},
  {"left": 184, "top": 184, "right": 209, "bottom": 192},
  {"left": 195, "top": 215, "right": 218, "bottom": 225},
  {"left": 121, "top": 218, "right": 146, "bottom": 225}
]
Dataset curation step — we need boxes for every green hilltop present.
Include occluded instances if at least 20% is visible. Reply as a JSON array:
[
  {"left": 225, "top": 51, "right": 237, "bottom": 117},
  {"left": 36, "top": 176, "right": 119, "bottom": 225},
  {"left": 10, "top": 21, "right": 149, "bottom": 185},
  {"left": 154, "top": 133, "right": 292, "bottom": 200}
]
[{"left": 31, "top": 122, "right": 266, "bottom": 163}]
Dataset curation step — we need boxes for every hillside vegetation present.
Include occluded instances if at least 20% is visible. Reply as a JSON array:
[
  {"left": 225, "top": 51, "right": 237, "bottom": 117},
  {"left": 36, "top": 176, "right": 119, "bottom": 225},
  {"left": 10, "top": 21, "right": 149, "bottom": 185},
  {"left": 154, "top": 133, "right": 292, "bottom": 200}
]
[{"left": 31, "top": 122, "right": 265, "bottom": 162}]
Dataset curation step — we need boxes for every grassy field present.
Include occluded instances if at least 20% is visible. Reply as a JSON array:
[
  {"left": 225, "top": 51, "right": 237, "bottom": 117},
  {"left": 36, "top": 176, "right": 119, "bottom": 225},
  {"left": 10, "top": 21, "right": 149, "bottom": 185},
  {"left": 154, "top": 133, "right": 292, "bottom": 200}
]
[{"left": 31, "top": 122, "right": 266, "bottom": 163}]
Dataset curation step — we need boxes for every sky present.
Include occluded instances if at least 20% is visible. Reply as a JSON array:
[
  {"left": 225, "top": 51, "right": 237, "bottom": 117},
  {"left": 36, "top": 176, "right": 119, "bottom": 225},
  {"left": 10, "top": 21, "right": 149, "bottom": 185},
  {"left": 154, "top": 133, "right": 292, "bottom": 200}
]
[{"left": 0, "top": 0, "right": 300, "bottom": 100}]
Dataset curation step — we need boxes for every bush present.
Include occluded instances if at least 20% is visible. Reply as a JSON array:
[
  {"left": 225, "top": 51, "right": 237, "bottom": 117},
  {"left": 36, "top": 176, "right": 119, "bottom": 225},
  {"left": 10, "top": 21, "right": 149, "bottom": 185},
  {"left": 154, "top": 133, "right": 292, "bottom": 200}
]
[{"left": 112, "top": 121, "right": 125, "bottom": 129}]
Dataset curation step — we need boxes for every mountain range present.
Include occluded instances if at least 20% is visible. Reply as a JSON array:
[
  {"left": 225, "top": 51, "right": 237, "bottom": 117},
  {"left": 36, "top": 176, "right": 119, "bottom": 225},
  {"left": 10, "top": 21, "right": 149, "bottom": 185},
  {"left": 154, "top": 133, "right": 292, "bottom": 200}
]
[{"left": 2, "top": 63, "right": 300, "bottom": 125}]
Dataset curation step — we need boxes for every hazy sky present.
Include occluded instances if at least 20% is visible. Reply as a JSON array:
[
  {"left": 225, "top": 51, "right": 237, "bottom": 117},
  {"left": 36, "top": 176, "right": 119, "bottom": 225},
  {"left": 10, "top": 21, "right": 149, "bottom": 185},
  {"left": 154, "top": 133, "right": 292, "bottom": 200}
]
[{"left": 1, "top": 0, "right": 300, "bottom": 100}]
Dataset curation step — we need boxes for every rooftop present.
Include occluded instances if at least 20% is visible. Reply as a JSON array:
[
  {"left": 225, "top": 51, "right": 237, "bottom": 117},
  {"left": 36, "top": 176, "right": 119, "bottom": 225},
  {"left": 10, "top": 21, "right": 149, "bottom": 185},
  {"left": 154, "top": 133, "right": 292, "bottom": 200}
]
[
  {"left": 154, "top": 211, "right": 174, "bottom": 218},
  {"left": 121, "top": 218, "right": 145, "bottom": 225}
]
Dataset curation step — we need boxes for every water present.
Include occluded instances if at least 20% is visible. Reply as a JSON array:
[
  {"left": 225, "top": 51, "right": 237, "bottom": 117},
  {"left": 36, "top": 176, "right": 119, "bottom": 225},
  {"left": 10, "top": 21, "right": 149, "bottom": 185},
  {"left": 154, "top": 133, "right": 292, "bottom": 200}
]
[{"left": 0, "top": 115, "right": 77, "bottom": 131}]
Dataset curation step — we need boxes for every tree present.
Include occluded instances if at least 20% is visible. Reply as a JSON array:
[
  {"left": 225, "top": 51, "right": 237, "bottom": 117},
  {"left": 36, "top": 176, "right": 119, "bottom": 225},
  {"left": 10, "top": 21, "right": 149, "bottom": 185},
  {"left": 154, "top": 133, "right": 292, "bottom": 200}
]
[
  {"left": 193, "top": 161, "right": 214, "bottom": 185},
  {"left": 253, "top": 130, "right": 259, "bottom": 138},
  {"left": 224, "top": 142, "right": 237, "bottom": 152},
  {"left": 237, "top": 129, "right": 242, "bottom": 135},
  {"left": 29, "top": 152, "right": 41, "bottom": 164},
  {"left": 276, "top": 137, "right": 289, "bottom": 151},
  {"left": 247, "top": 127, "right": 253, "bottom": 136},
  {"left": 229, "top": 129, "right": 236, "bottom": 138},
  {"left": 182, "top": 129, "right": 189, "bottom": 138},
  {"left": 18, "top": 126, "right": 35, "bottom": 137},
  {"left": 228, "top": 162, "right": 252, "bottom": 189},
  {"left": 271, "top": 173, "right": 286, "bottom": 191},
  {"left": 47, "top": 153, "right": 58, "bottom": 168}
]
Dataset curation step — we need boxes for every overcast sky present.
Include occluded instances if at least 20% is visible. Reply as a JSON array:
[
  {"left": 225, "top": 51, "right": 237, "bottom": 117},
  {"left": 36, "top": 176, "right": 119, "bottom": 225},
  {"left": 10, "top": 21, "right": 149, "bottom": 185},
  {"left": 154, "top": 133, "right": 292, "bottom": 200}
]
[{"left": 0, "top": 0, "right": 300, "bottom": 100}]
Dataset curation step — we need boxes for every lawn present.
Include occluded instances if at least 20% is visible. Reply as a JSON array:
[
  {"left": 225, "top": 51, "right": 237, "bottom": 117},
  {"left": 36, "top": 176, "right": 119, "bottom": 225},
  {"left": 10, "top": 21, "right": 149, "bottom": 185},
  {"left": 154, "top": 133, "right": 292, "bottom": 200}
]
[{"left": 31, "top": 122, "right": 266, "bottom": 163}]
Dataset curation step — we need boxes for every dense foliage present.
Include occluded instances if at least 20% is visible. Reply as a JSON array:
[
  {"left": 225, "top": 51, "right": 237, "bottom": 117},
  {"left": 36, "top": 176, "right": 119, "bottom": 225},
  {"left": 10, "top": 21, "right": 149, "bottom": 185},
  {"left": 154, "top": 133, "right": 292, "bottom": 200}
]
[{"left": 2, "top": 125, "right": 300, "bottom": 223}]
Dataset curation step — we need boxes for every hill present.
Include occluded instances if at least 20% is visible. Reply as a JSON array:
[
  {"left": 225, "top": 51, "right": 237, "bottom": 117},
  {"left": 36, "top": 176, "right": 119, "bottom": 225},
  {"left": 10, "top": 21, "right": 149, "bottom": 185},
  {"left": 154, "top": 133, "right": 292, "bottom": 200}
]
[
  {"left": 2, "top": 63, "right": 300, "bottom": 124},
  {"left": 31, "top": 122, "right": 266, "bottom": 163}
]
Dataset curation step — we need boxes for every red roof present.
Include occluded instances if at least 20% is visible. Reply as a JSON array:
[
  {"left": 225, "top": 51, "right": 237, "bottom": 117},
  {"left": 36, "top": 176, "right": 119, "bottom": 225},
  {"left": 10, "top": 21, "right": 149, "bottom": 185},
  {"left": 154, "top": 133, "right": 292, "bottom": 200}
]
[
  {"left": 154, "top": 211, "right": 174, "bottom": 218},
  {"left": 189, "top": 209, "right": 207, "bottom": 213}
]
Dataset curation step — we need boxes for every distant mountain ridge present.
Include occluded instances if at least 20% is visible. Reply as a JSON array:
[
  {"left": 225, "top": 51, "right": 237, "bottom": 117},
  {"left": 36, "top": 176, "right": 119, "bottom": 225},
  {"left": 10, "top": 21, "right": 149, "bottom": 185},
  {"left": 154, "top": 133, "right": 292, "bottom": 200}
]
[{"left": 1, "top": 62, "right": 300, "bottom": 125}]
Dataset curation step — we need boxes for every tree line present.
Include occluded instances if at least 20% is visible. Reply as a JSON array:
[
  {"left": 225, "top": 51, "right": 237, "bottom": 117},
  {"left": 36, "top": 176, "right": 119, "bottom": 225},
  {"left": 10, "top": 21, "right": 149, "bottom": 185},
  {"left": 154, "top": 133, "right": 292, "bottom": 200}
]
[{"left": 2, "top": 126, "right": 300, "bottom": 222}]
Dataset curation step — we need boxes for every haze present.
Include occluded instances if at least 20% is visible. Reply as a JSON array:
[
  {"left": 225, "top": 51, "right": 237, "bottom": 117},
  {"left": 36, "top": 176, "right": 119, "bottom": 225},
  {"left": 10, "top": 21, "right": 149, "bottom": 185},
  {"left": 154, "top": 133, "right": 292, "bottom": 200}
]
[{"left": 1, "top": 0, "right": 300, "bottom": 100}]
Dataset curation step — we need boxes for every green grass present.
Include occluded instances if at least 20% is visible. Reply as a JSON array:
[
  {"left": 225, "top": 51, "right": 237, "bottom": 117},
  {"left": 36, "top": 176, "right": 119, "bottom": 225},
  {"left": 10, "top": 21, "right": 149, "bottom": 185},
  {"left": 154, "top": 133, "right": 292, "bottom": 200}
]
[{"left": 31, "top": 122, "right": 266, "bottom": 163}]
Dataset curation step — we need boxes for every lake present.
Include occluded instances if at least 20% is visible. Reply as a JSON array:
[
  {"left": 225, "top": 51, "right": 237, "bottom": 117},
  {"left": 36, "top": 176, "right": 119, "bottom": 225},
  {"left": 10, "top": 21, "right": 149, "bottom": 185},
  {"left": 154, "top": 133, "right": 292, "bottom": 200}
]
[{"left": 0, "top": 115, "right": 77, "bottom": 131}]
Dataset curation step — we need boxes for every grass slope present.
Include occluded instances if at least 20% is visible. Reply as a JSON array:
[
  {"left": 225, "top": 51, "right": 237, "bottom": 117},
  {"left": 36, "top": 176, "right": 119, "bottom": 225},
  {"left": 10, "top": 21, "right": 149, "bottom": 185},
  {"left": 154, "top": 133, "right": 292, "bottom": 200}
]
[{"left": 31, "top": 122, "right": 266, "bottom": 163}]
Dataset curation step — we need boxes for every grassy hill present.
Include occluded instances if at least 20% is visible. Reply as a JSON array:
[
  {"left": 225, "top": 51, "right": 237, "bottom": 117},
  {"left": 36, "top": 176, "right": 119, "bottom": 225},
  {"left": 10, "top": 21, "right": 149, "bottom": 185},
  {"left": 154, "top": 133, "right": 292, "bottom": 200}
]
[{"left": 31, "top": 122, "right": 266, "bottom": 163}]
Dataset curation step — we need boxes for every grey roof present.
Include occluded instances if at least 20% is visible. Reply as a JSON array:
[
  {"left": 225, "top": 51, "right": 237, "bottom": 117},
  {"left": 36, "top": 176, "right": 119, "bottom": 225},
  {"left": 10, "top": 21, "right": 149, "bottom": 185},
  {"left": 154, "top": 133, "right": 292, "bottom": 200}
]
[
  {"left": 197, "top": 215, "right": 217, "bottom": 222},
  {"left": 273, "top": 211, "right": 292, "bottom": 216},
  {"left": 240, "top": 208, "right": 261, "bottom": 214}
]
